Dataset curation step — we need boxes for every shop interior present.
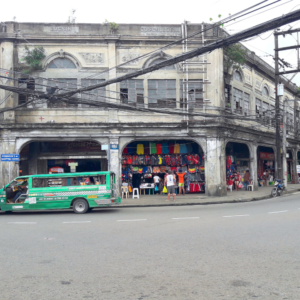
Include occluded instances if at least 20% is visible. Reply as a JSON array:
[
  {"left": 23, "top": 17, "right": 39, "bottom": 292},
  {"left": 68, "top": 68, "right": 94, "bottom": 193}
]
[
  {"left": 226, "top": 142, "right": 250, "bottom": 190},
  {"left": 122, "top": 140, "right": 205, "bottom": 195},
  {"left": 257, "top": 146, "right": 275, "bottom": 185}
]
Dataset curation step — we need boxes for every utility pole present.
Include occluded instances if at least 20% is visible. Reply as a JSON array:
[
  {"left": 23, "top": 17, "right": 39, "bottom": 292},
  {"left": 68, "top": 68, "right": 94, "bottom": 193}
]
[
  {"left": 274, "top": 32, "right": 282, "bottom": 179},
  {"left": 274, "top": 28, "right": 300, "bottom": 182}
]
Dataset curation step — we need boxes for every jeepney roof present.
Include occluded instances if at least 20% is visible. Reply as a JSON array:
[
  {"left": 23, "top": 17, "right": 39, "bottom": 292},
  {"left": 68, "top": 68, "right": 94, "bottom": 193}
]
[{"left": 15, "top": 171, "right": 114, "bottom": 179}]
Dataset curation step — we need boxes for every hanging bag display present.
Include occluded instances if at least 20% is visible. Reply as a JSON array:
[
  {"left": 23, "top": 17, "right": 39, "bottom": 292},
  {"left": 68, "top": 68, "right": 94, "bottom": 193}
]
[{"left": 163, "top": 186, "right": 167, "bottom": 193}]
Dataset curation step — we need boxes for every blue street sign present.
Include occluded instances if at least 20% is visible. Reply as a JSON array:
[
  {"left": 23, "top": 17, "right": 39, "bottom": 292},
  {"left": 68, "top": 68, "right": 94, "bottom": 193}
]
[
  {"left": 1, "top": 154, "right": 19, "bottom": 162},
  {"left": 110, "top": 144, "right": 119, "bottom": 150}
]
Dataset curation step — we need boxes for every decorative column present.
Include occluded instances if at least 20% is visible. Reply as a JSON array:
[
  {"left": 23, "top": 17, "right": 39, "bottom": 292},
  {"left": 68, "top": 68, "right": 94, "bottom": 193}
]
[
  {"left": 109, "top": 137, "right": 120, "bottom": 197},
  {"left": 0, "top": 138, "right": 18, "bottom": 186},
  {"left": 249, "top": 143, "right": 258, "bottom": 191},
  {"left": 205, "top": 137, "right": 227, "bottom": 196}
]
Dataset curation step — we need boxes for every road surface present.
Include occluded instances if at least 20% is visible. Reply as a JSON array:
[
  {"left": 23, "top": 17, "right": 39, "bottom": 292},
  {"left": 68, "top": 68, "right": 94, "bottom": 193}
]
[{"left": 1, "top": 193, "right": 300, "bottom": 299}]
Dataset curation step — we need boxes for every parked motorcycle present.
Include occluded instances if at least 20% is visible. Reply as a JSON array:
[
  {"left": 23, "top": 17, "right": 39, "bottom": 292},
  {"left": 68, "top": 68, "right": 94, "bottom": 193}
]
[{"left": 271, "top": 179, "right": 286, "bottom": 197}]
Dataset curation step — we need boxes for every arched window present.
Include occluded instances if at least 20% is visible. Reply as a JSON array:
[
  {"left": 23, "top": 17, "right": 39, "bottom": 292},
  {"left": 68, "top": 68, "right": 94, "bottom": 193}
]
[
  {"left": 48, "top": 58, "right": 77, "bottom": 69},
  {"left": 233, "top": 71, "right": 243, "bottom": 82},
  {"left": 262, "top": 86, "right": 269, "bottom": 96},
  {"left": 149, "top": 58, "right": 176, "bottom": 70}
]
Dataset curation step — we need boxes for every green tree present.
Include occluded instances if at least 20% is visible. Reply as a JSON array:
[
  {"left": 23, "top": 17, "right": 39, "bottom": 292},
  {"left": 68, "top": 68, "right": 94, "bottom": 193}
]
[
  {"left": 21, "top": 46, "right": 46, "bottom": 73},
  {"left": 223, "top": 43, "right": 247, "bottom": 74}
]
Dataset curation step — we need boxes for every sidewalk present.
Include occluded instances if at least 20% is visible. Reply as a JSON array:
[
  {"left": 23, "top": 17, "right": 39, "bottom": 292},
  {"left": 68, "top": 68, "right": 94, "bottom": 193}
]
[{"left": 118, "top": 184, "right": 300, "bottom": 207}]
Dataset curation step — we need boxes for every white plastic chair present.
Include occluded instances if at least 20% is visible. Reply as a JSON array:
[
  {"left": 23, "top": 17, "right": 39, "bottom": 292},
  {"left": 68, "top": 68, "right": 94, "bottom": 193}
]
[
  {"left": 247, "top": 180, "right": 254, "bottom": 191},
  {"left": 121, "top": 186, "right": 129, "bottom": 199},
  {"left": 132, "top": 188, "right": 139, "bottom": 199},
  {"left": 227, "top": 185, "right": 233, "bottom": 192}
]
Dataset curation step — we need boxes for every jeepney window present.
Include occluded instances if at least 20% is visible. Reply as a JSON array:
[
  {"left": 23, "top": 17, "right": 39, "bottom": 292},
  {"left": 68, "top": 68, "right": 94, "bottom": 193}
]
[{"left": 32, "top": 176, "right": 106, "bottom": 187}]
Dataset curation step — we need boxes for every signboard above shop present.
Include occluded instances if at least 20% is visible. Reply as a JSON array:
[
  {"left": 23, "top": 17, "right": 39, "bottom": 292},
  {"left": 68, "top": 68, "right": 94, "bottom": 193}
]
[
  {"left": 1, "top": 154, "right": 19, "bottom": 162},
  {"left": 259, "top": 152, "right": 275, "bottom": 160}
]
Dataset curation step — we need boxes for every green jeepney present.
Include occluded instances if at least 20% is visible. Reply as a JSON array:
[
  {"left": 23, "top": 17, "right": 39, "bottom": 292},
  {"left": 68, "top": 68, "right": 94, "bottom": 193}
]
[{"left": 0, "top": 171, "right": 121, "bottom": 214}]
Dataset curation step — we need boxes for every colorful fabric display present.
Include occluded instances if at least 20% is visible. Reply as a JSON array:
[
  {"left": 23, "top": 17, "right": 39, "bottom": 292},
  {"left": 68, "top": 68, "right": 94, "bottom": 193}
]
[
  {"left": 132, "top": 166, "right": 139, "bottom": 173},
  {"left": 138, "top": 156, "right": 144, "bottom": 165},
  {"left": 182, "top": 166, "right": 188, "bottom": 173},
  {"left": 182, "top": 155, "right": 188, "bottom": 166},
  {"left": 150, "top": 143, "right": 157, "bottom": 154},
  {"left": 156, "top": 144, "right": 162, "bottom": 154},
  {"left": 187, "top": 143, "right": 193, "bottom": 153},
  {"left": 157, "top": 155, "right": 162, "bottom": 165},
  {"left": 153, "top": 166, "right": 160, "bottom": 173},
  {"left": 144, "top": 155, "right": 150, "bottom": 165},
  {"left": 160, "top": 166, "right": 166, "bottom": 173},
  {"left": 162, "top": 143, "right": 169, "bottom": 154},
  {"left": 171, "top": 167, "right": 177, "bottom": 171},
  {"left": 126, "top": 155, "right": 133, "bottom": 164},
  {"left": 170, "top": 155, "right": 177, "bottom": 167},
  {"left": 189, "top": 166, "right": 196, "bottom": 173},
  {"left": 165, "top": 155, "right": 171, "bottom": 166},
  {"left": 174, "top": 144, "right": 180, "bottom": 154},
  {"left": 180, "top": 144, "right": 188, "bottom": 154},
  {"left": 138, "top": 168, "right": 143, "bottom": 174},
  {"left": 186, "top": 155, "right": 194, "bottom": 165},
  {"left": 137, "top": 144, "right": 144, "bottom": 155},
  {"left": 176, "top": 155, "right": 182, "bottom": 166},
  {"left": 169, "top": 143, "right": 174, "bottom": 154},
  {"left": 132, "top": 155, "right": 138, "bottom": 165},
  {"left": 192, "top": 154, "right": 200, "bottom": 165},
  {"left": 200, "top": 166, "right": 204, "bottom": 171},
  {"left": 144, "top": 143, "right": 150, "bottom": 155}
]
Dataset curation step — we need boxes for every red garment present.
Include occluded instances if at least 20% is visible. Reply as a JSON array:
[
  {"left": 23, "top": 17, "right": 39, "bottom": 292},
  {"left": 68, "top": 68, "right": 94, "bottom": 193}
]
[
  {"left": 156, "top": 144, "right": 162, "bottom": 154},
  {"left": 192, "top": 154, "right": 200, "bottom": 165},
  {"left": 176, "top": 155, "right": 181, "bottom": 166},
  {"left": 171, "top": 167, "right": 177, "bottom": 171},
  {"left": 126, "top": 155, "right": 133, "bottom": 164},
  {"left": 227, "top": 179, "right": 233, "bottom": 185},
  {"left": 186, "top": 155, "right": 193, "bottom": 164},
  {"left": 169, "top": 143, "right": 174, "bottom": 154},
  {"left": 228, "top": 156, "right": 231, "bottom": 165},
  {"left": 123, "top": 147, "right": 128, "bottom": 154},
  {"left": 165, "top": 155, "right": 171, "bottom": 166}
]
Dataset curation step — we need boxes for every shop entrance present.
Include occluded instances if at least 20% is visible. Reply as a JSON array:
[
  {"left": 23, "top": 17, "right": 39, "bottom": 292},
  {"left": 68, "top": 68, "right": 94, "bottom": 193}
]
[
  {"left": 19, "top": 141, "right": 107, "bottom": 175},
  {"left": 122, "top": 140, "right": 205, "bottom": 195},
  {"left": 257, "top": 146, "right": 275, "bottom": 185},
  {"left": 226, "top": 142, "right": 250, "bottom": 191}
]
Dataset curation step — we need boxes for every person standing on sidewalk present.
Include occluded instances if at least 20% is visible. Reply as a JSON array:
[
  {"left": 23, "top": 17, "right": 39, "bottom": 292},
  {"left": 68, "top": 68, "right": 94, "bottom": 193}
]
[
  {"left": 176, "top": 169, "right": 186, "bottom": 195},
  {"left": 165, "top": 170, "right": 176, "bottom": 201},
  {"left": 244, "top": 170, "right": 250, "bottom": 190}
]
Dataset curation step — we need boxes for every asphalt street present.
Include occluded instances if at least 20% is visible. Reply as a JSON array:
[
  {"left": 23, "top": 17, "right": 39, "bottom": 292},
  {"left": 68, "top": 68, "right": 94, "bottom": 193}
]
[{"left": 1, "top": 193, "right": 300, "bottom": 300}]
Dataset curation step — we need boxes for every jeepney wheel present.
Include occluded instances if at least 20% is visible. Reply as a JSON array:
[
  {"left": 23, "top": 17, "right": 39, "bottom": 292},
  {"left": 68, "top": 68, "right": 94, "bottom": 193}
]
[{"left": 73, "top": 199, "right": 89, "bottom": 214}]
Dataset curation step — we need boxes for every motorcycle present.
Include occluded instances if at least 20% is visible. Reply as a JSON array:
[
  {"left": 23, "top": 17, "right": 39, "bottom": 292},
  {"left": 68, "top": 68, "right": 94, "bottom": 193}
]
[{"left": 271, "top": 179, "right": 286, "bottom": 197}]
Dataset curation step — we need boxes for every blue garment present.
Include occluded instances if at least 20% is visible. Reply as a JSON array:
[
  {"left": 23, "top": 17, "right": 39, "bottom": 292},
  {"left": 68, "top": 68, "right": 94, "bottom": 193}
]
[
  {"left": 127, "top": 145, "right": 135, "bottom": 154},
  {"left": 162, "top": 143, "right": 169, "bottom": 154},
  {"left": 186, "top": 143, "right": 193, "bottom": 153},
  {"left": 142, "top": 167, "right": 148, "bottom": 174},
  {"left": 180, "top": 144, "right": 188, "bottom": 154}
]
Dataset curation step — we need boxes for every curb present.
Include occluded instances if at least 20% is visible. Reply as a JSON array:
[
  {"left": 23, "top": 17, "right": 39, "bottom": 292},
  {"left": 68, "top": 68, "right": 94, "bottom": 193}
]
[{"left": 113, "top": 188, "right": 300, "bottom": 208}]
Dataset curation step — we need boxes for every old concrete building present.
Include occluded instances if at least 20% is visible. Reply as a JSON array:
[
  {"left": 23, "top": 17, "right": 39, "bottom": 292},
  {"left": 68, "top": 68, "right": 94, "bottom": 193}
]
[{"left": 0, "top": 21, "right": 299, "bottom": 196}]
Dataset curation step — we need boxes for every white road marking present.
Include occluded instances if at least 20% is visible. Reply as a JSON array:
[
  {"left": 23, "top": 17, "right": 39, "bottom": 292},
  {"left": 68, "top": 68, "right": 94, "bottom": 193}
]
[
  {"left": 117, "top": 219, "right": 147, "bottom": 222},
  {"left": 223, "top": 215, "right": 249, "bottom": 218},
  {"left": 172, "top": 217, "right": 200, "bottom": 220},
  {"left": 8, "top": 222, "right": 37, "bottom": 224},
  {"left": 268, "top": 210, "right": 288, "bottom": 214},
  {"left": 62, "top": 221, "right": 91, "bottom": 224}
]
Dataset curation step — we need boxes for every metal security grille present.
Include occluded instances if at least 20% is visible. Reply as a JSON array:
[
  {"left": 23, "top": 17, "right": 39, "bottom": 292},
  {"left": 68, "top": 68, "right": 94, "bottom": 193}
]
[
  {"left": 243, "top": 93, "right": 250, "bottom": 116},
  {"left": 233, "top": 88, "right": 243, "bottom": 114},
  {"left": 120, "top": 80, "right": 144, "bottom": 106},
  {"left": 81, "top": 79, "right": 106, "bottom": 107},
  {"left": 148, "top": 80, "right": 176, "bottom": 108},
  {"left": 180, "top": 80, "right": 203, "bottom": 110}
]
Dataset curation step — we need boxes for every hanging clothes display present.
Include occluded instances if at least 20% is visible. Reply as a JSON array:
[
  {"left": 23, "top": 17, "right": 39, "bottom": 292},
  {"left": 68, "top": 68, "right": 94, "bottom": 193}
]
[
  {"left": 137, "top": 144, "right": 144, "bottom": 155},
  {"left": 180, "top": 143, "right": 188, "bottom": 154},
  {"left": 174, "top": 143, "right": 180, "bottom": 154},
  {"left": 169, "top": 143, "right": 175, "bottom": 154},
  {"left": 162, "top": 143, "right": 169, "bottom": 154},
  {"left": 186, "top": 143, "right": 193, "bottom": 153},
  {"left": 156, "top": 143, "right": 163, "bottom": 154},
  {"left": 150, "top": 143, "right": 157, "bottom": 154}
]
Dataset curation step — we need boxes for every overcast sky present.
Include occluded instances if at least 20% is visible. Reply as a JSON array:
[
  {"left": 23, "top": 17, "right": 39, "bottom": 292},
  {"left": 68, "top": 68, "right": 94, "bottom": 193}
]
[{"left": 1, "top": 0, "right": 300, "bottom": 86}]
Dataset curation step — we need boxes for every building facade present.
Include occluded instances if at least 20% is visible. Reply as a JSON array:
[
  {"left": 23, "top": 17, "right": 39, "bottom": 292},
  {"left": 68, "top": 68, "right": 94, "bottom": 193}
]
[{"left": 0, "top": 21, "right": 299, "bottom": 196}]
